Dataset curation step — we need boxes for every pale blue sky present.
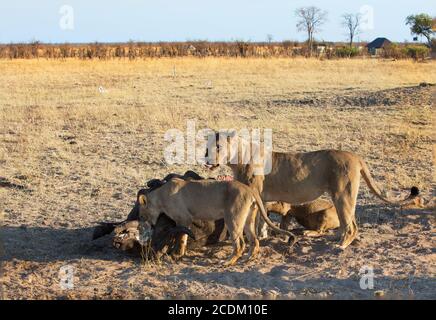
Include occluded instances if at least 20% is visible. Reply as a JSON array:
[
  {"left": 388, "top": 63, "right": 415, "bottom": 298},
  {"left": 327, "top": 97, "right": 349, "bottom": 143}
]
[{"left": 0, "top": 1, "right": 434, "bottom": 43}]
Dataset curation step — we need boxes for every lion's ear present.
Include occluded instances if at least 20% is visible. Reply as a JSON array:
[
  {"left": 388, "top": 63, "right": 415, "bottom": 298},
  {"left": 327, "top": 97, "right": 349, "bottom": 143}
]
[{"left": 138, "top": 194, "right": 147, "bottom": 206}]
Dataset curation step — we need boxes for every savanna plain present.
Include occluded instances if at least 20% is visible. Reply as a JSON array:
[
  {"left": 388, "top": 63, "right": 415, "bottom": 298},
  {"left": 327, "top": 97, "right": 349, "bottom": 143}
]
[{"left": 0, "top": 57, "right": 435, "bottom": 299}]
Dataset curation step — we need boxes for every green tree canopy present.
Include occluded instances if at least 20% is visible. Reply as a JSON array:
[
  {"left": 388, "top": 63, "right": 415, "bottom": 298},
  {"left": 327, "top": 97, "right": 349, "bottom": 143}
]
[{"left": 405, "top": 13, "right": 434, "bottom": 47}]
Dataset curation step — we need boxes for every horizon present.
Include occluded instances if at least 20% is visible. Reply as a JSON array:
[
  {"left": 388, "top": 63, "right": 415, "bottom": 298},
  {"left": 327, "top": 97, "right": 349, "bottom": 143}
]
[
  {"left": 0, "top": 39, "right": 421, "bottom": 45},
  {"left": 0, "top": 1, "right": 434, "bottom": 44}
]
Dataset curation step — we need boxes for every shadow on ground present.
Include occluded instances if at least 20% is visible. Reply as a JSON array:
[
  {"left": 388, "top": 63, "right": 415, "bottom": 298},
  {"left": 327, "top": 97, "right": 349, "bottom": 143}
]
[
  {"left": 1, "top": 203, "right": 432, "bottom": 264},
  {"left": 0, "top": 226, "right": 133, "bottom": 262},
  {"left": 171, "top": 266, "right": 434, "bottom": 299}
]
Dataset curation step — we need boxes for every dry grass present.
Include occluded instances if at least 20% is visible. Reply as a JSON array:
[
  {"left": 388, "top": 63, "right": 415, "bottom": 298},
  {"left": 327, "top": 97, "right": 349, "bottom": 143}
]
[{"left": 0, "top": 58, "right": 435, "bottom": 299}]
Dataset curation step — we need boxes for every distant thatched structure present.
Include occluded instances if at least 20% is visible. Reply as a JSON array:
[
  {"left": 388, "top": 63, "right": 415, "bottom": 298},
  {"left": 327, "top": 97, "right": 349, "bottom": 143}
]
[{"left": 367, "top": 37, "right": 392, "bottom": 55}]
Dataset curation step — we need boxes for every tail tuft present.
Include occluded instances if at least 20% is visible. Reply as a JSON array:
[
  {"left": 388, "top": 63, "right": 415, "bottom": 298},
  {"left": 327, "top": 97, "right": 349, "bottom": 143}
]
[{"left": 411, "top": 186, "right": 419, "bottom": 197}]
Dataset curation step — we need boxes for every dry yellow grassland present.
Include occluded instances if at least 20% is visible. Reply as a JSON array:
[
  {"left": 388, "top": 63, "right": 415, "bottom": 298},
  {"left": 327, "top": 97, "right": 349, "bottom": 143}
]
[{"left": 0, "top": 58, "right": 435, "bottom": 299}]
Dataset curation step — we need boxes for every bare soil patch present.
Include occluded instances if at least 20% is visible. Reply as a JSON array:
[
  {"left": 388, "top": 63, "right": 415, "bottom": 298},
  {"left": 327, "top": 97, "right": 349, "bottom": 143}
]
[{"left": 1, "top": 58, "right": 434, "bottom": 299}]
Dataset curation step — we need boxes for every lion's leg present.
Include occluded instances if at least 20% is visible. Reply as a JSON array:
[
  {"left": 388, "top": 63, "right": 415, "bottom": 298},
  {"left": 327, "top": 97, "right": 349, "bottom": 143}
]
[
  {"left": 239, "top": 235, "right": 246, "bottom": 255},
  {"left": 223, "top": 210, "right": 246, "bottom": 266},
  {"left": 244, "top": 209, "right": 260, "bottom": 261},
  {"left": 280, "top": 212, "right": 292, "bottom": 231},
  {"left": 169, "top": 212, "right": 192, "bottom": 259},
  {"left": 332, "top": 180, "right": 359, "bottom": 249},
  {"left": 223, "top": 234, "right": 244, "bottom": 267},
  {"left": 178, "top": 234, "right": 188, "bottom": 256},
  {"left": 171, "top": 233, "right": 188, "bottom": 259},
  {"left": 302, "top": 230, "right": 325, "bottom": 237}
]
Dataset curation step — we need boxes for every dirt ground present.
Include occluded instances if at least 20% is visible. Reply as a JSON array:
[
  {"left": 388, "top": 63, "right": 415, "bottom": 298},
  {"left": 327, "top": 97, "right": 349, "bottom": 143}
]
[{"left": 0, "top": 58, "right": 435, "bottom": 299}]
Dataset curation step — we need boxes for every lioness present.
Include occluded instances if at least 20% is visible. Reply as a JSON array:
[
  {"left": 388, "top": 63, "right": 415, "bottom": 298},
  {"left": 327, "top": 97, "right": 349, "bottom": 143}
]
[
  {"left": 205, "top": 132, "right": 419, "bottom": 249},
  {"left": 260, "top": 200, "right": 339, "bottom": 238},
  {"left": 136, "top": 178, "right": 296, "bottom": 266},
  {"left": 93, "top": 170, "right": 227, "bottom": 257},
  {"left": 93, "top": 170, "right": 210, "bottom": 241},
  {"left": 283, "top": 199, "right": 340, "bottom": 237}
]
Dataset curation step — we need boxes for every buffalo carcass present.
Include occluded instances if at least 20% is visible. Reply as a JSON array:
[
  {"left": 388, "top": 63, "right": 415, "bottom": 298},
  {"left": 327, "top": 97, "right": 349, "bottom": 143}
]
[{"left": 92, "top": 170, "right": 227, "bottom": 258}]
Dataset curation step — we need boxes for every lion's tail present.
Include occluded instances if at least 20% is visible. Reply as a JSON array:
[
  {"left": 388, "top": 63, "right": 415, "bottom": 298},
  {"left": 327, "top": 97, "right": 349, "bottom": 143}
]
[
  {"left": 251, "top": 190, "right": 297, "bottom": 246},
  {"left": 359, "top": 159, "right": 419, "bottom": 205}
]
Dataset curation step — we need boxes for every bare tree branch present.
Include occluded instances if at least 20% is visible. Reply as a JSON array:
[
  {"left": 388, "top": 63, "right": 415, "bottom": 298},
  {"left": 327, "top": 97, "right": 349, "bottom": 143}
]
[
  {"left": 342, "top": 13, "right": 362, "bottom": 47},
  {"left": 295, "top": 6, "right": 328, "bottom": 56}
]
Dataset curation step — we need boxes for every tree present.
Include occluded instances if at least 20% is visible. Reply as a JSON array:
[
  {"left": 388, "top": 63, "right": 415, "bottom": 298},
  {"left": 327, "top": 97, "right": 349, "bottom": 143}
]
[
  {"left": 405, "top": 13, "right": 434, "bottom": 47},
  {"left": 266, "top": 34, "right": 274, "bottom": 43},
  {"left": 295, "top": 6, "right": 328, "bottom": 55},
  {"left": 342, "top": 13, "right": 362, "bottom": 48}
]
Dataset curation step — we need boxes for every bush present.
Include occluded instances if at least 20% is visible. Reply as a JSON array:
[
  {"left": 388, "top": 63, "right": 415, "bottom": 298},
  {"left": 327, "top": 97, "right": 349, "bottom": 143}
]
[
  {"left": 382, "top": 44, "right": 406, "bottom": 59},
  {"left": 334, "top": 46, "right": 359, "bottom": 58},
  {"left": 0, "top": 41, "right": 431, "bottom": 60},
  {"left": 403, "top": 45, "right": 430, "bottom": 60}
]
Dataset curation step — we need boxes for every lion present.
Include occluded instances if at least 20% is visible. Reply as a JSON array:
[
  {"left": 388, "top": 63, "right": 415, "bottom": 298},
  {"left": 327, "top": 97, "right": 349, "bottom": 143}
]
[
  {"left": 259, "top": 200, "right": 339, "bottom": 238},
  {"left": 136, "top": 178, "right": 296, "bottom": 266},
  {"left": 93, "top": 170, "right": 227, "bottom": 258},
  {"left": 282, "top": 199, "right": 340, "bottom": 237},
  {"left": 205, "top": 131, "right": 419, "bottom": 249},
  {"left": 92, "top": 170, "right": 209, "bottom": 242}
]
